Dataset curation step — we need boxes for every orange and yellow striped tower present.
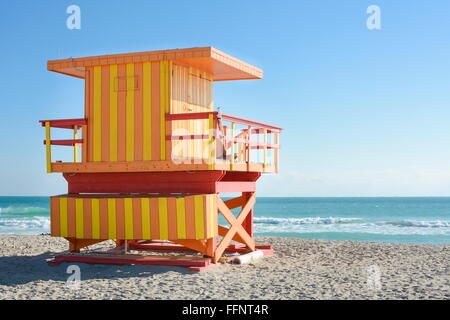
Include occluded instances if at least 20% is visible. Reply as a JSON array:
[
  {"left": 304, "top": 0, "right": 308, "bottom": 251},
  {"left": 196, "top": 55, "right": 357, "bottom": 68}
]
[{"left": 40, "top": 47, "right": 282, "bottom": 269}]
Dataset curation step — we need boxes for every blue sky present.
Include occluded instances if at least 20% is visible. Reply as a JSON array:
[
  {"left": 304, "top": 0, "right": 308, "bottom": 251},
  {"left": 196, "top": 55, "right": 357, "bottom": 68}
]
[{"left": 0, "top": 0, "right": 449, "bottom": 196}]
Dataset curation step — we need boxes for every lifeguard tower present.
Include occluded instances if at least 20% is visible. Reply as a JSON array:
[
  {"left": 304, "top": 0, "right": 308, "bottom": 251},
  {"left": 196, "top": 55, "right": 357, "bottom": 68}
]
[{"left": 40, "top": 47, "right": 282, "bottom": 270}]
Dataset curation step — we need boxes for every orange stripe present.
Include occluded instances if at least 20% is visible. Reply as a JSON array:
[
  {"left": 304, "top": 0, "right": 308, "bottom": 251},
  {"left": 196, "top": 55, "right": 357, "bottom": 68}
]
[
  {"left": 149, "top": 198, "right": 160, "bottom": 239},
  {"left": 199, "top": 71, "right": 204, "bottom": 158},
  {"left": 134, "top": 63, "right": 143, "bottom": 161},
  {"left": 88, "top": 68, "right": 94, "bottom": 161},
  {"left": 173, "top": 65, "right": 180, "bottom": 158},
  {"left": 167, "top": 197, "right": 177, "bottom": 240},
  {"left": 117, "top": 64, "right": 127, "bottom": 161},
  {"left": 67, "top": 198, "right": 76, "bottom": 238},
  {"left": 183, "top": 66, "right": 189, "bottom": 159},
  {"left": 99, "top": 198, "right": 108, "bottom": 239},
  {"left": 116, "top": 198, "right": 125, "bottom": 239},
  {"left": 132, "top": 198, "right": 142, "bottom": 239},
  {"left": 185, "top": 196, "right": 196, "bottom": 239},
  {"left": 101, "top": 65, "right": 110, "bottom": 161},
  {"left": 213, "top": 195, "right": 218, "bottom": 235},
  {"left": 175, "top": 65, "right": 179, "bottom": 158},
  {"left": 151, "top": 62, "right": 161, "bottom": 160},
  {"left": 50, "top": 197, "right": 60, "bottom": 236},
  {"left": 83, "top": 198, "right": 92, "bottom": 239}
]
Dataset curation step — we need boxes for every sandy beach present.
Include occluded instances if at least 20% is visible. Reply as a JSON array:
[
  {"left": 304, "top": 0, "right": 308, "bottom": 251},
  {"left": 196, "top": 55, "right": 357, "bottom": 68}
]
[{"left": 0, "top": 234, "right": 449, "bottom": 300}]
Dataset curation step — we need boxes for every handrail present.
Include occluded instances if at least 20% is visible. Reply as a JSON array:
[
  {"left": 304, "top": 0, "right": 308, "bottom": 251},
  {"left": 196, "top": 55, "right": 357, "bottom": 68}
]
[
  {"left": 39, "top": 118, "right": 87, "bottom": 129},
  {"left": 219, "top": 113, "right": 283, "bottom": 132},
  {"left": 41, "top": 114, "right": 281, "bottom": 172},
  {"left": 42, "top": 139, "right": 83, "bottom": 146},
  {"left": 223, "top": 136, "right": 280, "bottom": 149},
  {"left": 165, "top": 111, "right": 282, "bottom": 171},
  {"left": 166, "top": 112, "right": 283, "bottom": 132},
  {"left": 39, "top": 118, "right": 86, "bottom": 172}
]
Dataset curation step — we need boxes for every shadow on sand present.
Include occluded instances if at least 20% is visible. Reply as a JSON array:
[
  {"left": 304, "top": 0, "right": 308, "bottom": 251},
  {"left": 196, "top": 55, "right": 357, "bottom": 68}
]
[{"left": 0, "top": 252, "right": 192, "bottom": 286}]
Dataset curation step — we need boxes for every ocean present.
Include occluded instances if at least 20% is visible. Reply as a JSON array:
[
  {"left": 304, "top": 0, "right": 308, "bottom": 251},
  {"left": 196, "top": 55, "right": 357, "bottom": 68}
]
[{"left": 1, "top": 196, "right": 450, "bottom": 244}]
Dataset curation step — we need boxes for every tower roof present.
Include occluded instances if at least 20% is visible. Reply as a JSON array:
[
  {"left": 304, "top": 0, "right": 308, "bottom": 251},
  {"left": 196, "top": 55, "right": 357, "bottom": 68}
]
[{"left": 47, "top": 47, "right": 263, "bottom": 81}]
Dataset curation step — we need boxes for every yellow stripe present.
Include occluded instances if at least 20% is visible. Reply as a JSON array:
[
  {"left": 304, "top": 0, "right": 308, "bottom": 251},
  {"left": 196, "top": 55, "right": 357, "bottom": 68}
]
[
  {"left": 73, "top": 127, "right": 78, "bottom": 162},
  {"left": 75, "top": 198, "right": 84, "bottom": 238},
  {"left": 141, "top": 198, "right": 151, "bottom": 239},
  {"left": 209, "top": 73, "right": 214, "bottom": 110},
  {"left": 196, "top": 69, "right": 200, "bottom": 159},
  {"left": 107, "top": 198, "right": 117, "bottom": 238},
  {"left": 208, "top": 113, "right": 215, "bottom": 170},
  {"left": 124, "top": 198, "right": 134, "bottom": 239},
  {"left": 126, "top": 63, "right": 135, "bottom": 161},
  {"left": 188, "top": 67, "right": 194, "bottom": 159},
  {"left": 142, "top": 62, "right": 152, "bottom": 160},
  {"left": 209, "top": 194, "right": 215, "bottom": 238},
  {"left": 177, "top": 65, "right": 183, "bottom": 158},
  {"left": 59, "top": 197, "right": 68, "bottom": 237},
  {"left": 109, "top": 64, "right": 118, "bottom": 161},
  {"left": 45, "top": 122, "right": 51, "bottom": 173},
  {"left": 231, "top": 122, "right": 235, "bottom": 170},
  {"left": 160, "top": 61, "right": 167, "bottom": 160},
  {"left": 176, "top": 198, "right": 187, "bottom": 239},
  {"left": 197, "top": 69, "right": 201, "bottom": 108},
  {"left": 158, "top": 197, "right": 168, "bottom": 240},
  {"left": 93, "top": 66, "right": 102, "bottom": 162},
  {"left": 91, "top": 199, "right": 100, "bottom": 239},
  {"left": 194, "top": 195, "right": 205, "bottom": 239},
  {"left": 167, "top": 62, "right": 172, "bottom": 113}
]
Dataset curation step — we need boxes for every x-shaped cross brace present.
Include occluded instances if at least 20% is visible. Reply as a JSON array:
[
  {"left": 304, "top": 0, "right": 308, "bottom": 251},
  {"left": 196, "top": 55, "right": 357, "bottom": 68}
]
[{"left": 214, "top": 193, "right": 256, "bottom": 262}]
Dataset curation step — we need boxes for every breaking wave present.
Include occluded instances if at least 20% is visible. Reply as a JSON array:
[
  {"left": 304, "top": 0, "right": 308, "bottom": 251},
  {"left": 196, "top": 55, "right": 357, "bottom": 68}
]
[
  {"left": 253, "top": 216, "right": 450, "bottom": 236},
  {"left": 254, "top": 216, "right": 361, "bottom": 225},
  {"left": 0, "top": 217, "right": 50, "bottom": 234},
  {"left": 0, "top": 206, "right": 49, "bottom": 215}
]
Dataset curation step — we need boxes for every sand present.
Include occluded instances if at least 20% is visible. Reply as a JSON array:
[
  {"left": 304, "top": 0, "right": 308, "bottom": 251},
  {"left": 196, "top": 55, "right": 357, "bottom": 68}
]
[{"left": 0, "top": 234, "right": 449, "bottom": 300}]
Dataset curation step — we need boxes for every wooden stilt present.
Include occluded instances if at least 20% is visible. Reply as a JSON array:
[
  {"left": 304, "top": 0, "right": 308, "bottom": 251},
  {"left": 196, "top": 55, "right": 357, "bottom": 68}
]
[
  {"left": 242, "top": 192, "right": 254, "bottom": 238},
  {"left": 214, "top": 193, "right": 256, "bottom": 263}
]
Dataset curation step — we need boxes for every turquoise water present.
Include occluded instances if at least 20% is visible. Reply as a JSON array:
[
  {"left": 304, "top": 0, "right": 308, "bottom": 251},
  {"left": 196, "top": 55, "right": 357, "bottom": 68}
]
[
  {"left": 1, "top": 197, "right": 450, "bottom": 244},
  {"left": 251, "top": 197, "right": 450, "bottom": 244},
  {"left": 0, "top": 197, "right": 50, "bottom": 235}
]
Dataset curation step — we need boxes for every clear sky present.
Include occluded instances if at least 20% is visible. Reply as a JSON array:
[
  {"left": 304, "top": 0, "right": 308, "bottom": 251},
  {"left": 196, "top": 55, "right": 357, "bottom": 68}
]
[{"left": 0, "top": 0, "right": 449, "bottom": 197}]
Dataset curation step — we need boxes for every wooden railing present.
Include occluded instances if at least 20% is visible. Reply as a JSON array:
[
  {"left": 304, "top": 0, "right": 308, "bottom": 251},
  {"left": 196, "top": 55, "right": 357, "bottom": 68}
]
[
  {"left": 39, "top": 118, "right": 86, "bottom": 172},
  {"left": 40, "top": 113, "right": 282, "bottom": 173},
  {"left": 166, "top": 112, "right": 282, "bottom": 172}
]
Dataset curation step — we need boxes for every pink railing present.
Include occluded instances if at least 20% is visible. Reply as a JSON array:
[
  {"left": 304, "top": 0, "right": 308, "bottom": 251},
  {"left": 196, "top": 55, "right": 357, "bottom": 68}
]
[{"left": 166, "top": 112, "right": 282, "bottom": 171}]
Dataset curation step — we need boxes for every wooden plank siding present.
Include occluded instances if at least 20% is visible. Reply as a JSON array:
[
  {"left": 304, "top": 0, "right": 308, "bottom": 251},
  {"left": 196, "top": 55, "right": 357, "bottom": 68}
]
[
  {"left": 86, "top": 61, "right": 172, "bottom": 162},
  {"left": 170, "top": 63, "right": 214, "bottom": 162},
  {"left": 50, "top": 194, "right": 217, "bottom": 241}
]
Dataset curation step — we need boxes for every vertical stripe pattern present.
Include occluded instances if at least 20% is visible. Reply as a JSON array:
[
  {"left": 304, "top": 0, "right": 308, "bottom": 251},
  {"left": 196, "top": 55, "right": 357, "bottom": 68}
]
[
  {"left": 170, "top": 64, "right": 214, "bottom": 161},
  {"left": 50, "top": 194, "right": 217, "bottom": 241},
  {"left": 87, "top": 61, "right": 172, "bottom": 162}
]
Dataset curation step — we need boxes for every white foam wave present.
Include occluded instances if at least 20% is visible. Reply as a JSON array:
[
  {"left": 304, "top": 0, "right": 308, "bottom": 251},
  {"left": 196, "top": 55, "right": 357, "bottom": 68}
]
[
  {"left": 388, "top": 220, "right": 450, "bottom": 228},
  {"left": 253, "top": 216, "right": 450, "bottom": 236},
  {"left": 0, "top": 217, "right": 50, "bottom": 233},
  {"left": 0, "top": 206, "right": 49, "bottom": 215},
  {"left": 254, "top": 216, "right": 361, "bottom": 225}
]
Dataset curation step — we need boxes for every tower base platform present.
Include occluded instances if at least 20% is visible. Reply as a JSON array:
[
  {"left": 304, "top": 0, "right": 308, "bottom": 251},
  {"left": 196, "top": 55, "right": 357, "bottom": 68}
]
[{"left": 47, "top": 240, "right": 274, "bottom": 272}]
